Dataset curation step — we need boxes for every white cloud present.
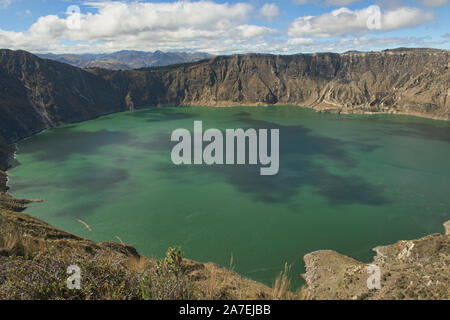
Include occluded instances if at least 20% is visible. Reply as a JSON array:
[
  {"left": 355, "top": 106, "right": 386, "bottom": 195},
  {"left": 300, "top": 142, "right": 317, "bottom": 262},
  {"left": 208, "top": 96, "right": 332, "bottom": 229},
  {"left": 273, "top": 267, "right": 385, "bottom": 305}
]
[
  {"left": 415, "top": 0, "right": 449, "bottom": 7},
  {"left": 0, "top": 1, "right": 278, "bottom": 54},
  {"left": 259, "top": 3, "right": 280, "bottom": 21},
  {"left": 61, "top": 1, "right": 254, "bottom": 41},
  {"left": 286, "top": 37, "right": 315, "bottom": 45},
  {"left": 235, "top": 25, "right": 278, "bottom": 38},
  {"left": 288, "top": 6, "right": 435, "bottom": 37},
  {"left": 0, "top": 0, "right": 446, "bottom": 55}
]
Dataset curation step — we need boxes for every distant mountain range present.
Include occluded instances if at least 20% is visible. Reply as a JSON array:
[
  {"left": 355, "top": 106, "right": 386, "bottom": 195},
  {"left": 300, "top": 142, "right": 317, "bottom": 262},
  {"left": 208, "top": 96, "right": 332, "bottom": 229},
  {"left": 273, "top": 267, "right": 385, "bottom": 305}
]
[{"left": 37, "top": 50, "right": 214, "bottom": 70}]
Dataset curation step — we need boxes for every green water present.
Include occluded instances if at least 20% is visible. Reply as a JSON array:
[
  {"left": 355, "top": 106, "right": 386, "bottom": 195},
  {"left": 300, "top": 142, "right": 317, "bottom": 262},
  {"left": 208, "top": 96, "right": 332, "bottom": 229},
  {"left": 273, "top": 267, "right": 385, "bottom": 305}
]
[{"left": 8, "top": 106, "right": 450, "bottom": 288}]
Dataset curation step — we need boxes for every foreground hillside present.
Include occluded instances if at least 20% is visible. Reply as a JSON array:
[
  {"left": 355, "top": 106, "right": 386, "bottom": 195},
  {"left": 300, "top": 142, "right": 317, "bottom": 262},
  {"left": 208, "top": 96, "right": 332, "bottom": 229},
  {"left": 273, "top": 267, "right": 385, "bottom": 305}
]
[
  {"left": 0, "top": 180, "right": 275, "bottom": 300},
  {"left": 0, "top": 48, "right": 449, "bottom": 143},
  {"left": 0, "top": 140, "right": 449, "bottom": 299}
]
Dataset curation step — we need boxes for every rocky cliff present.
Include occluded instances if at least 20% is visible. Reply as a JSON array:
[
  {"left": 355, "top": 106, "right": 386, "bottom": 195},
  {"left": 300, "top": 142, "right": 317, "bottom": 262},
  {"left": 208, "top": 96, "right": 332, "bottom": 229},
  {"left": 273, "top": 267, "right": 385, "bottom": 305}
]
[
  {"left": 115, "top": 48, "right": 449, "bottom": 121},
  {"left": 301, "top": 221, "right": 450, "bottom": 300},
  {"left": 0, "top": 50, "right": 126, "bottom": 142},
  {"left": 0, "top": 48, "right": 449, "bottom": 143}
]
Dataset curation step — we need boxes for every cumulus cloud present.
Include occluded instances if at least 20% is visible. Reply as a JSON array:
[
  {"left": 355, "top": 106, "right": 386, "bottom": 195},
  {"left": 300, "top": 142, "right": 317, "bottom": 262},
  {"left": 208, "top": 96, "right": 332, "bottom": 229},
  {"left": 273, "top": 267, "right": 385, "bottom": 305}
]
[
  {"left": 259, "top": 3, "right": 280, "bottom": 21},
  {"left": 51, "top": 1, "right": 254, "bottom": 41},
  {"left": 0, "top": 1, "right": 280, "bottom": 54},
  {"left": 0, "top": 0, "right": 445, "bottom": 55},
  {"left": 235, "top": 24, "right": 278, "bottom": 38},
  {"left": 288, "top": 5, "right": 435, "bottom": 37}
]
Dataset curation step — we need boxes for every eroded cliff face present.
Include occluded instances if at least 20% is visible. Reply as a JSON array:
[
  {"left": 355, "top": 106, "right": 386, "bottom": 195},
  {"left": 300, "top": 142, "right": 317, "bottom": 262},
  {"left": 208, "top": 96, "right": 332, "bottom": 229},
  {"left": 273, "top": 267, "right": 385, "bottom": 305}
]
[
  {"left": 116, "top": 49, "right": 449, "bottom": 119},
  {"left": 0, "top": 50, "right": 124, "bottom": 142},
  {"left": 300, "top": 221, "right": 450, "bottom": 300},
  {"left": 0, "top": 48, "right": 449, "bottom": 143}
]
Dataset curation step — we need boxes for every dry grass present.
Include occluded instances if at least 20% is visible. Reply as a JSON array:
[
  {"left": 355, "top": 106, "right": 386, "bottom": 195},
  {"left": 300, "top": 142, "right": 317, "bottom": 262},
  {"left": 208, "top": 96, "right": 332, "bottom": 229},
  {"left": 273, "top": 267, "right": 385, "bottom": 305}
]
[
  {"left": 0, "top": 227, "right": 47, "bottom": 257},
  {"left": 2, "top": 230, "right": 19, "bottom": 252},
  {"left": 203, "top": 253, "right": 240, "bottom": 300},
  {"left": 205, "top": 267, "right": 218, "bottom": 299},
  {"left": 297, "top": 285, "right": 313, "bottom": 300},
  {"left": 115, "top": 236, "right": 125, "bottom": 246},
  {"left": 272, "top": 263, "right": 294, "bottom": 300},
  {"left": 127, "top": 256, "right": 149, "bottom": 274},
  {"left": 0, "top": 199, "right": 276, "bottom": 300},
  {"left": 77, "top": 219, "right": 92, "bottom": 232},
  {"left": 0, "top": 193, "right": 29, "bottom": 211}
]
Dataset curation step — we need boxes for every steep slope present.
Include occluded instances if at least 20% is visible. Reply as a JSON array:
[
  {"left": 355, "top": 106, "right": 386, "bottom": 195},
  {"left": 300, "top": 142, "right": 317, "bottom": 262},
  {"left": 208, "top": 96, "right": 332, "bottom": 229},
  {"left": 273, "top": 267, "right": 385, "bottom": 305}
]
[
  {"left": 301, "top": 221, "right": 450, "bottom": 300},
  {"left": 0, "top": 190, "right": 274, "bottom": 300},
  {"left": 1, "top": 48, "right": 449, "bottom": 144},
  {"left": 0, "top": 50, "right": 125, "bottom": 142},
  {"left": 114, "top": 49, "right": 449, "bottom": 120}
]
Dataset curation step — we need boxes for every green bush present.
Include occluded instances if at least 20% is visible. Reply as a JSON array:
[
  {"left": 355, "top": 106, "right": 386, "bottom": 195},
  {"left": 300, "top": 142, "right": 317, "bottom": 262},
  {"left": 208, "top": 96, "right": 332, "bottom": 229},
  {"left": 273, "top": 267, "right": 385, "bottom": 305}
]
[{"left": 140, "top": 246, "right": 194, "bottom": 300}]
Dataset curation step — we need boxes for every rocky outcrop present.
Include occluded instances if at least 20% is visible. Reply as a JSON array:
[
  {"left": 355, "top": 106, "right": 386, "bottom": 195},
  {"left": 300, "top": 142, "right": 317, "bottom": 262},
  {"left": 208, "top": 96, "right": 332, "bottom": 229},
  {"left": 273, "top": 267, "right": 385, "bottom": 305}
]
[
  {"left": 1, "top": 48, "right": 449, "bottom": 143},
  {"left": 300, "top": 221, "right": 450, "bottom": 300},
  {"left": 0, "top": 138, "right": 13, "bottom": 193},
  {"left": 115, "top": 48, "right": 449, "bottom": 121},
  {"left": 0, "top": 50, "right": 124, "bottom": 142}
]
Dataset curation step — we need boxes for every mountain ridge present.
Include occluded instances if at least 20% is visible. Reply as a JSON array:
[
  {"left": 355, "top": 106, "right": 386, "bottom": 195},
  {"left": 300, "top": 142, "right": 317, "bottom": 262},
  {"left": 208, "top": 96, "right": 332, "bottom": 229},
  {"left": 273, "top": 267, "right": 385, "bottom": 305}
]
[
  {"left": 1, "top": 48, "right": 449, "bottom": 144},
  {"left": 37, "top": 50, "right": 213, "bottom": 70}
]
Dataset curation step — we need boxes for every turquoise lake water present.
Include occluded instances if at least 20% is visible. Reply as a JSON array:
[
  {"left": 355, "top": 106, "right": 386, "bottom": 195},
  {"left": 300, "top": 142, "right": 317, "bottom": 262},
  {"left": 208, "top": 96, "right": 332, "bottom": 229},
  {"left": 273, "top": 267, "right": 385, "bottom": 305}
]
[{"left": 8, "top": 106, "right": 450, "bottom": 288}]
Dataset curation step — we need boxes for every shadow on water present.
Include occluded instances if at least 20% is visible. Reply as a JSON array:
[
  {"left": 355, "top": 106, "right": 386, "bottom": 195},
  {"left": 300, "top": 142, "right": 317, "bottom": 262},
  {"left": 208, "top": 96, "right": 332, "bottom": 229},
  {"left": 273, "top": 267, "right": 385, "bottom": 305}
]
[
  {"left": 57, "top": 165, "right": 130, "bottom": 217},
  {"left": 389, "top": 123, "right": 450, "bottom": 142},
  {"left": 150, "top": 112, "right": 389, "bottom": 206},
  {"left": 14, "top": 109, "right": 391, "bottom": 216},
  {"left": 13, "top": 164, "right": 129, "bottom": 218},
  {"left": 363, "top": 117, "right": 450, "bottom": 142},
  {"left": 18, "top": 128, "right": 137, "bottom": 162},
  {"left": 127, "top": 108, "right": 196, "bottom": 123}
]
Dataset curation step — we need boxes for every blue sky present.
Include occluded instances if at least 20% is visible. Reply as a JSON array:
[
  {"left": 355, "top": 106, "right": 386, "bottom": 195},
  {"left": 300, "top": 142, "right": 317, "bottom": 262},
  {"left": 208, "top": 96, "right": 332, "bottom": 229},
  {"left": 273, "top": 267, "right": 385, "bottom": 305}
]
[{"left": 0, "top": 0, "right": 448, "bottom": 54}]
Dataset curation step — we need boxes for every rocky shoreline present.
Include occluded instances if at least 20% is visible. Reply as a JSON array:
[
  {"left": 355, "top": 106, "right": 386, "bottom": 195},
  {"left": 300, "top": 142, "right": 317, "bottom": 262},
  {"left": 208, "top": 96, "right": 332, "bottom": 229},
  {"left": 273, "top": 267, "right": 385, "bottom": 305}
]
[{"left": 301, "top": 221, "right": 449, "bottom": 300}]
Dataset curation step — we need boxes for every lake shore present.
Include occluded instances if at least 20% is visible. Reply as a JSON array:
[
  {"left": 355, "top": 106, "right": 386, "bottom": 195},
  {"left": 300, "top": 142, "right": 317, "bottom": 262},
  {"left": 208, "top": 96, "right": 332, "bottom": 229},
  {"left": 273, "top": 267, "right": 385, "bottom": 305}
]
[{"left": 1, "top": 128, "right": 449, "bottom": 299}]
